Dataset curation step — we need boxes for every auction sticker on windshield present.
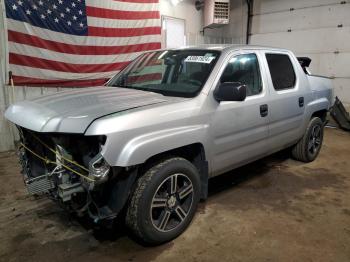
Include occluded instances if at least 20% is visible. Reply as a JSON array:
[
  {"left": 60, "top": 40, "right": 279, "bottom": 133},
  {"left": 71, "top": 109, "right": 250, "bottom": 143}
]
[{"left": 184, "top": 56, "right": 215, "bottom": 64}]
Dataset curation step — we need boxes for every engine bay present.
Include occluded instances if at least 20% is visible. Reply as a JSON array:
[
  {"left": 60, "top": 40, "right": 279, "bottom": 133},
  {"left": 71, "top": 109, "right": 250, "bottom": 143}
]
[{"left": 17, "top": 127, "right": 117, "bottom": 221}]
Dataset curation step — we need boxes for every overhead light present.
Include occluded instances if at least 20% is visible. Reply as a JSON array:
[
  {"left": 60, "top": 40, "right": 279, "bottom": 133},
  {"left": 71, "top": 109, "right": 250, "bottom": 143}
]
[{"left": 170, "top": 0, "right": 182, "bottom": 6}]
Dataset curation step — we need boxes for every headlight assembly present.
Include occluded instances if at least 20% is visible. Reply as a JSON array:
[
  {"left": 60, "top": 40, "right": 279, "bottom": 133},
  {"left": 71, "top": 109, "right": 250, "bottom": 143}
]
[{"left": 89, "top": 154, "right": 110, "bottom": 181}]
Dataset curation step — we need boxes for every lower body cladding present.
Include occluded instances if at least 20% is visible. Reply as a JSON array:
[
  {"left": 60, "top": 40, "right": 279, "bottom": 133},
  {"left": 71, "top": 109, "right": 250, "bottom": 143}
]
[{"left": 18, "top": 127, "right": 136, "bottom": 223}]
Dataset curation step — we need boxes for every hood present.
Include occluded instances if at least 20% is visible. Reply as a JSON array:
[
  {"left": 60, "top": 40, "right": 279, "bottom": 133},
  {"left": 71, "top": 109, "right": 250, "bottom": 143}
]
[{"left": 5, "top": 86, "right": 171, "bottom": 133}]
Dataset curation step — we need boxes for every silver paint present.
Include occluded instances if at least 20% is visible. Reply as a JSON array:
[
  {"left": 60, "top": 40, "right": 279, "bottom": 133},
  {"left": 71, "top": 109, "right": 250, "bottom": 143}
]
[{"left": 5, "top": 45, "right": 333, "bottom": 178}]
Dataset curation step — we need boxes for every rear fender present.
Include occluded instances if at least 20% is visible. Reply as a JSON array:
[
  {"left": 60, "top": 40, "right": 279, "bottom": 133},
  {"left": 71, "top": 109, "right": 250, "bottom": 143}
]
[{"left": 304, "top": 97, "right": 330, "bottom": 128}]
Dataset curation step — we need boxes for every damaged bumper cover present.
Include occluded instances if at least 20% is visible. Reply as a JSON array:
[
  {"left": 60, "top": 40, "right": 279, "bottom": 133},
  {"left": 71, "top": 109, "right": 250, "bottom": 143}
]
[{"left": 17, "top": 127, "right": 123, "bottom": 221}]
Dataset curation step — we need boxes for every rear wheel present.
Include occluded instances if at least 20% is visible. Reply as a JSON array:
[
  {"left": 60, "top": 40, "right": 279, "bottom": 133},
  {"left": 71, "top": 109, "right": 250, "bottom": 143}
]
[
  {"left": 126, "top": 157, "right": 201, "bottom": 245},
  {"left": 292, "top": 117, "right": 324, "bottom": 162}
]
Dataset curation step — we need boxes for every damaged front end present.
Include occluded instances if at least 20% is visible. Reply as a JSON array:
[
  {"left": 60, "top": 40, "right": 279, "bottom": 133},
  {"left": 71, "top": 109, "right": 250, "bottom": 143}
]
[{"left": 17, "top": 127, "right": 126, "bottom": 222}]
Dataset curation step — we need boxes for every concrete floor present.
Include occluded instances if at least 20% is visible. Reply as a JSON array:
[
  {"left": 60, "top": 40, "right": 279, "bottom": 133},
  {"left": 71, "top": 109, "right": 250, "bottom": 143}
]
[{"left": 0, "top": 128, "right": 349, "bottom": 262}]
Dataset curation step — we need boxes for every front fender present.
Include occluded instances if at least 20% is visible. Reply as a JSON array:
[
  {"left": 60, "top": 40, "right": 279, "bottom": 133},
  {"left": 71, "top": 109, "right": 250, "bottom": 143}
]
[{"left": 102, "top": 125, "right": 208, "bottom": 167}]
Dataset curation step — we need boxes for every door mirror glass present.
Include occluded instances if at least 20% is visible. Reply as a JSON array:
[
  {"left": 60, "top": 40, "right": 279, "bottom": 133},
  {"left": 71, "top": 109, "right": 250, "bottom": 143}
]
[{"left": 214, "top": 82, "right": 247, "bottom": 102}]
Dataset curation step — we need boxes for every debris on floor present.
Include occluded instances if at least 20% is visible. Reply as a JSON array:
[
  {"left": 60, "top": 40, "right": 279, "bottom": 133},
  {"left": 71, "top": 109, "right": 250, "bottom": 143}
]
[{"left": 330, "top": 96, "right": 350, "bottom": 131}]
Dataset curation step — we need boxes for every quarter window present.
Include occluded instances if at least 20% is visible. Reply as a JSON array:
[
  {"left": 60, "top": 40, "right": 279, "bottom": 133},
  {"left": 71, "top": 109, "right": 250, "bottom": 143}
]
[
  {"left": 266, "top": 54, "right": 296, "bottom": 90},
  {"left": 220, "top": 54, "right": 262, "bottom": 96}
]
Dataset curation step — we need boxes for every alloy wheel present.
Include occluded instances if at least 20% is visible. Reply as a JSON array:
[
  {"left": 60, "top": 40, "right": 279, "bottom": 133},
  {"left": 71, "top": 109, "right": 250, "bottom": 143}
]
[
  {"left": 150, "top": 173, "right": 194, "bottom": 232},
  {"left": 308, "top": 124, "right": 322, "bottom": 155}
]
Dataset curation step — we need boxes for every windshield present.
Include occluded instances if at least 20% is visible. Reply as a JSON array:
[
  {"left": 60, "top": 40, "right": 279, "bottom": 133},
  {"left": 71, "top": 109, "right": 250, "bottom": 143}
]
[{"left": 108, "top": 50, "right": 220, "bottom": 97}]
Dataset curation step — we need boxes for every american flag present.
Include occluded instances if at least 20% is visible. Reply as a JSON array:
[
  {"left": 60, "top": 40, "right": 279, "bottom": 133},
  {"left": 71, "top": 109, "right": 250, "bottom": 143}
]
[{"left": 5, "top": 0, "right": 161, "bottom": 87}]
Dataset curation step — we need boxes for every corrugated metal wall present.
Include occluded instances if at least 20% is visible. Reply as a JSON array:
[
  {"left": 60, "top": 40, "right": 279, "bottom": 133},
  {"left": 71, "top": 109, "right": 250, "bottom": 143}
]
[{"left": 250, "top": 0, "right": 350, "bottom": 103}]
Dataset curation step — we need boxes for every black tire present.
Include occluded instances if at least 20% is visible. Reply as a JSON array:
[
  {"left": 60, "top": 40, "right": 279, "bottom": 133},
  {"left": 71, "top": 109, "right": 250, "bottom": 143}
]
[
  {"left": 125, "top": 157, "right": 201, "bottom": 245},
  {"left": 292, "top": 117, "right": 324, "bottom": 162}
]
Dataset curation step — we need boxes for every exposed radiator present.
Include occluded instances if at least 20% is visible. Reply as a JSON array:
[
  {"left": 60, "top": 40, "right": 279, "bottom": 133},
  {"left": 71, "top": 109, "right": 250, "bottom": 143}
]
[{"left": 25, "top": 175, "right": 55, "bottom": 195}]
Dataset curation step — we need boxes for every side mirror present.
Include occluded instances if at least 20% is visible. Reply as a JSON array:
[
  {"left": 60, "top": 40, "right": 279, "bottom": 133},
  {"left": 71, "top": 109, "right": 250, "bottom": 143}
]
[{"left": 214, "top": 82, "right": 247, "bottom": 102}]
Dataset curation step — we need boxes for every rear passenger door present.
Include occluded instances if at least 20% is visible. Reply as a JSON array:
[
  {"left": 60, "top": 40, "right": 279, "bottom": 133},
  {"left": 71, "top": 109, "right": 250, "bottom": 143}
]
[{"left": 263, "top": 52, "right": 306, "bottom": 151}]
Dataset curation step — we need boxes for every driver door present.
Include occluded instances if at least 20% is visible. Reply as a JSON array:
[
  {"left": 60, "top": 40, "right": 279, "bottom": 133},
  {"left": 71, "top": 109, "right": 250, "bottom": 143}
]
[{"left": 209, "top": 52, "right": 270, "bottom": 176}]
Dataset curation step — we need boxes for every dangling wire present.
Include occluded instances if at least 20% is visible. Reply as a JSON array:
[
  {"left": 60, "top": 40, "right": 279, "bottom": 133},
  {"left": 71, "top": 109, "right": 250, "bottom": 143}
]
[
  {"left": 20, "top": 142, "right": 95, "bottom": 182},
  {"left": 27, "top": 131, "right": 90, "bottom": 172}
]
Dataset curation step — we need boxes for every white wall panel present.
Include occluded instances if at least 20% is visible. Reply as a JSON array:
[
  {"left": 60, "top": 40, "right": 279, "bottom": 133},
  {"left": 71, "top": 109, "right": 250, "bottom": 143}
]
[
  {"left": 252, "top": 4, "right": 349, "bottom": 34},
  {"left": 250, "top": 0, "right": 350, "bottom": 103},
  {"left": 253, "top": 0, "right": 342, "bottom": 14},
  {"left": 251, "top": 27, "right": 350, "bottom": 53},
  {"left": 332, "top": 78, "right": 350, "bottom": 101},
  {"left": 302, "top": 53, "right": 350, "bottom": 78}
]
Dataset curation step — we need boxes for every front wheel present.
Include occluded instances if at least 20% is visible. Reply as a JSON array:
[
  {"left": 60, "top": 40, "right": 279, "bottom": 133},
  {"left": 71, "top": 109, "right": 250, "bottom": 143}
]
[
  {"left": 292, "top": 117, "right": 324, "bottom": 162},
  {"left": 126, "top": 157, "right": 201, "bottom": 245}
]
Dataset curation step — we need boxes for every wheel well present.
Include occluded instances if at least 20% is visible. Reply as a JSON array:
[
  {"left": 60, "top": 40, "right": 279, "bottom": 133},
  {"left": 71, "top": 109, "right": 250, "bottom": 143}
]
[
  {"left": 142, "top": 143, "right": 209, "bottom": 199},
  {"left": 311, "top": 109, "right": 328, "bottom": 122},
  {"left": 106, "top": 143, "right": 208, "bottom": 218},
  {"left": 143, "top": 143, "right": 206, "bottom": 166}
]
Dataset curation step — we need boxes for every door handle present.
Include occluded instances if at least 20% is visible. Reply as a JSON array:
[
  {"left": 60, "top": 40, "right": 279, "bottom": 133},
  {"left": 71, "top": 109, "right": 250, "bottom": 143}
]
[
  {"left": 299, "top": 97, "right": 304, "bottom": 107},
  {"left": 260, "top": 104, "right": 268, "bottom": 117}
]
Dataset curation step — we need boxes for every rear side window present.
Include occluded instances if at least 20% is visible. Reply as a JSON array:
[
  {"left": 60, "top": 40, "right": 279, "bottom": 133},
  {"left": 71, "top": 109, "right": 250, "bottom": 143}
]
[{"left": 266, "top": 54, "right": 296, "bottom": 90}]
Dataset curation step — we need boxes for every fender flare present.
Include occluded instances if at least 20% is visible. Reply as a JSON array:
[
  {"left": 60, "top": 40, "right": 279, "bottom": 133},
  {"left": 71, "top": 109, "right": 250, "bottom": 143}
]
[{"left": 305, "top": 97, "right": 330, "bottom": 120}]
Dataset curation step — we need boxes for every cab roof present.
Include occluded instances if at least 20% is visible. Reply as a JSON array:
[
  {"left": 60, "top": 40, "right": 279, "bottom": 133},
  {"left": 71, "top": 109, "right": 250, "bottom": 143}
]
[{"left": 165, "top": 44, "right": 290, "bottom": 54}]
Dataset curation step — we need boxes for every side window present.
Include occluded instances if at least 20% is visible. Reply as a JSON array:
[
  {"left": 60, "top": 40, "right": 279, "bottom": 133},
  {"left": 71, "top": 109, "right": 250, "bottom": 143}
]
[
  {"left": 265, "top": 54, "right": 296, "bottom": 90},
  {"left": 220, "top": 54, "right": 262, "bottom": 96}
]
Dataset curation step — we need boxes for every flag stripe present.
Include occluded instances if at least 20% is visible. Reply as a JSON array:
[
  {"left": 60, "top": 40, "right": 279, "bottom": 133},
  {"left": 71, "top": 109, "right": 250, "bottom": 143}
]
[
  {"left": 12, "top": 73, "right": 162, "bottom": 86},
  {"left": 88, "top": 26, "right": 161, "bottom": 37},
  {"left": 12, "top": 75, "right": 108, "bottom": 87},
  {"left": 6, "top": 0, "right": 161, "bottom": 87},
  {"left": 8, "top": 19, "right": 161, "bottom": 46},
  {"left": 10, "top": 64, "right": 120, "bottom": 80},
  {"left": 11, "top": 64, "right": 159, "bottom": 83},
  {"left": 131, "top": 65, "right": 163, "bottom": 75},
  {"left": 114, "top": 0, "right": 159, "bottom": 3},
  {"left": 10, "top": 53, "right": 129, "bottom": 73},
  {"left": 86, "top": 0, "right": 159, "bottom": 11},
  {"left": 87, "top": 17, "right": 160, "bottom": 28},
  {"left": 8, "top": 30, "right": 161, "bottom": 55},
  {"left": 9, "top": 43, "right": 143, "bottom": 64},
  {"left": 86, "top": 6, "right": 160, "bottom": 20},
  {"left": 127, "top": 72, "right": 162, "bottom": 84}
]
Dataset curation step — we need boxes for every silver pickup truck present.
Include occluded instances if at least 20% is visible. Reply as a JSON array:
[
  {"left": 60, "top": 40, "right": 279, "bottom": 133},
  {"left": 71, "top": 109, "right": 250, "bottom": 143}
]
[{"left": 5, "top": 45, "right": 332, "bottom": 244}]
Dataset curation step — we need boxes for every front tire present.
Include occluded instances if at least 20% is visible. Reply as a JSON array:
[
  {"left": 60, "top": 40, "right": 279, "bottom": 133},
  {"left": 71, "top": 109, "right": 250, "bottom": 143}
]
[
  {"left": 126, "top": 157, "right": 201, "bottom": 245},
  {"left": 292, "top": 117, "right": 324, "bottom": 162}
]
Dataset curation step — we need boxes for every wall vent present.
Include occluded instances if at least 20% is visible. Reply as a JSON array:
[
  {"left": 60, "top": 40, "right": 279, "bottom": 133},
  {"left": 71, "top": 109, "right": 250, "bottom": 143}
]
[{"left": 204, "top": 0, "right": 230, "bottom": 28}]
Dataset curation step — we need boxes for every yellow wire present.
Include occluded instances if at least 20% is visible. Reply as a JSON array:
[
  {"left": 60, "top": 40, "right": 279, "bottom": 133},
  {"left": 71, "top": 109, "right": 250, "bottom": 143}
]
[
  {"left": 28, "top": 132, "right": 90, "bottom": 172},
  {"left": 20, "top": 143, "right": 95, "bottom": 182}
]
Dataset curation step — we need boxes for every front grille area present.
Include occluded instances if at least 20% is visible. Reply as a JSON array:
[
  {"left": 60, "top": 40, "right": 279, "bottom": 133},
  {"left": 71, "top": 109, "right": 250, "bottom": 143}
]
[
  {"left": 25, "top": 174, "right": 55, "bottom": 195},
  {"left": 14, "top": 126, "right": 118, "bottom": 222},
  {"left": 18, "top": 144, "right": 55, "bottom": 195},
  {"left": 17, "top": 127, "right": 104, "bottom": 196}
]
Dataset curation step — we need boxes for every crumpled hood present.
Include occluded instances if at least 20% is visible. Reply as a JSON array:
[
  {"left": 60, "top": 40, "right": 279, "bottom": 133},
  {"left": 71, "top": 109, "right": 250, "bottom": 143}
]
[{"left": 5, "top": 86, "right": 170, "bottom": 133}]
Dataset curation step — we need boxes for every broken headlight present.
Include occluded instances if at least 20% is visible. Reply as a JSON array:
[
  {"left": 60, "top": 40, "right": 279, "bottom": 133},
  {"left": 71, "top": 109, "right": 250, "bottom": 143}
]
[{"left": 89, "top": 154, "right": 110, "bottom": 181}]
